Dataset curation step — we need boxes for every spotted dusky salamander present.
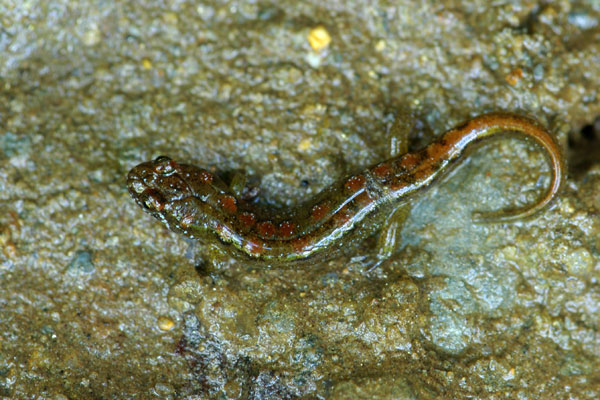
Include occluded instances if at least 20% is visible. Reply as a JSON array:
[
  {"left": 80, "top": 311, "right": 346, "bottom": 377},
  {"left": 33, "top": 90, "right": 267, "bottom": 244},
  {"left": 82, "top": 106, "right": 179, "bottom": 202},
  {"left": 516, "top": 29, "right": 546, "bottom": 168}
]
[{"left": 127, "top": 113, "right": 564, "bottom": 265}]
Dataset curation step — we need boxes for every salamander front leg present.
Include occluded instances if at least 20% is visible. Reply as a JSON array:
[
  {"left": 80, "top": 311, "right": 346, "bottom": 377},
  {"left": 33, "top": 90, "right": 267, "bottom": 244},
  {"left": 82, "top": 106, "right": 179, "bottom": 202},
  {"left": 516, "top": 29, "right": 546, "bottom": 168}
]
[
  {"left": 228, "top": 172, "right": 247, "bottom": 198},
  {"left": 228, "top": 171, "right": 260, "bottom": 201},
  {"left": 387, "top": 109, "right": 413, "bottom": 156}
]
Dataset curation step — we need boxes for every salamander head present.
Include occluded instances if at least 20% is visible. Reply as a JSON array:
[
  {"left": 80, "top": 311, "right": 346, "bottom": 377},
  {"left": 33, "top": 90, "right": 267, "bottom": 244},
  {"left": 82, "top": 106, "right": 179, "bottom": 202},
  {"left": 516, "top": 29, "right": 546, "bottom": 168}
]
[
  {"left": 127, "top": 155, "right": 191, "bottom": 210},
  {"left": 127, "top": 156, "right": 215, "bottom": 235}
]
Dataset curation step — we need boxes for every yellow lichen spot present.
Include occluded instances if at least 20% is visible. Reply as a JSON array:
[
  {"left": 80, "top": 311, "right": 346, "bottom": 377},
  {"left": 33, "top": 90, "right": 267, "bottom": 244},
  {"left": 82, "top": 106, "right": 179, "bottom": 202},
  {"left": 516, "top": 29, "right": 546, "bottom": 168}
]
[
  {"left": 505, "top": 68, "right": 523, "bottom": 85},
  {"left": 298, "top": 138, "right": 312, "bottom": 151},
  {"left": 142, "top": 58, "right": 153, "bottom": 70},
  {"left": 560, "top": 198, "right": 575, "bottom": 214},
  {"left": 307, "top": 26, "right": 331, "bottom": 52},
  {"left": 504, "top": 367, "right": 516, "bottom": 380},
  {"left": 82, "top": 26, "right": 101, "bottom": 46},
  {"left": 302, "top": 103, "right": 326, "bottom": 116},
  {"left": 375, "top": 39, "right": 386, "bottom": 52},
  {"left": 157, "top": 316, "right": 175, "bottom": 331},
  {"left": 163, "top": 12, "right": 178, "bottom": 25}
]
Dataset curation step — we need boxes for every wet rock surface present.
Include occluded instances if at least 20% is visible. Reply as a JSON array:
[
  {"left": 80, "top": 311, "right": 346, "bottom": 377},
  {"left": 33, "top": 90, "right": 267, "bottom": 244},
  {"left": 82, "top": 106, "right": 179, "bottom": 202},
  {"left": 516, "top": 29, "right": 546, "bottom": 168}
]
[{"left": 1, "top": 0, "right": 599, "bottom": 398}]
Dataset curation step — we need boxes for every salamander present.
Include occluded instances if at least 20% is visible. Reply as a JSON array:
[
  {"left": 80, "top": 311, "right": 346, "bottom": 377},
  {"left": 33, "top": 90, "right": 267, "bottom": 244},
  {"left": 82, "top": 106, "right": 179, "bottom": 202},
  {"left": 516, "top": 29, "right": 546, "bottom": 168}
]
[{"left": 127, "top": 113, "right": 564, "bottom": 265}]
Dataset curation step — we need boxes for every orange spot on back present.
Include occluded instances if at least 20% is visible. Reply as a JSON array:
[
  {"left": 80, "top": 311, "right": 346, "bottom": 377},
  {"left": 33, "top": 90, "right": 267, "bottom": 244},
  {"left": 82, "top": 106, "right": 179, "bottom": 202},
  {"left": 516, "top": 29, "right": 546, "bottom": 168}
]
[
  {"left": 372, "top": 163, "right": 392, "bottom": 179},
  {"left": 332, "top": 206, "right": 352, "bottom": 225},
  {"left": 238, "top": 212, "right": 257, "bottom": 229},
  {"left": 256, "top": 221, "right": 276, "bottom": 238},
  {"left": 218, "top": 195, "right": 237, "bottom": 214},
  {"left": 400, "top": 153, "right": 420, "bottom": 169},
  {"left": 291, "top": 236, "right": 312, "bottom": 253},
  {"left": 440, "top": 129, "right": 463, "bottom": 146},
  {"left": 345, "top": 175, "right": 366, "bottom": 193},
  {"left": 355, "top": 192, "right": 374, "bottom": 207},
  {"left": 426, "top": 142, "right": 447, "bottom": 160},
  {"left": 279, "top": 221, "right": 296, "bottom": 238},
  {"left": 311, "top": 203, "right": 330, "bottom": 221},
  {"left": 390, "top": 177, "right": 409, "bottom": 191}
]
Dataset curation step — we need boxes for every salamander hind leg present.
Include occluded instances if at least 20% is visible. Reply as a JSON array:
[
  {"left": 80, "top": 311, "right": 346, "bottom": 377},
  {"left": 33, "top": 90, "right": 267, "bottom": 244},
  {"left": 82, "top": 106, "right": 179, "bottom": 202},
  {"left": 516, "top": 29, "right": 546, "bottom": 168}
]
[
  {"left": 367, "top": 203, "right": 411, "bottom": 272},
  {"left": 365, "top": 112, "right": 415, "bottom": 272}
]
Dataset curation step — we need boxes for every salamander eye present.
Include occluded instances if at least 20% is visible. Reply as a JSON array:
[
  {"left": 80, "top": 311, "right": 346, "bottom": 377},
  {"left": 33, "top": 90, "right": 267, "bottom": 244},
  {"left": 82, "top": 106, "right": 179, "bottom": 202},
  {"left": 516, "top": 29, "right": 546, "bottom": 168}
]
[
  {"left": 154, "top": 156, "right": 176, "bottom": 175},
  {"left": 139, "top": 189, "right": 165, "bottom": 212}
]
